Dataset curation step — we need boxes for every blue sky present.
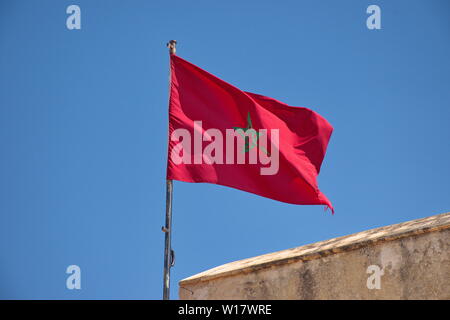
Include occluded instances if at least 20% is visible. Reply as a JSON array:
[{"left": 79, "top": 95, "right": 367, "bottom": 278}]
[{"left": 0, "top": 0, "right": 449, "bottom": 299}]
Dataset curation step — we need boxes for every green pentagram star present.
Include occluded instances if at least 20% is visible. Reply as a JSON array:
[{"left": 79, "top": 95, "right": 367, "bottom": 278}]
[{"left": 232, "top": 112, "right": 269, "bottom": 155}]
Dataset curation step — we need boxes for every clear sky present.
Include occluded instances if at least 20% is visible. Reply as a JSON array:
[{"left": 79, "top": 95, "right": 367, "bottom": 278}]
[{"left": 0, "top": 0, "right": 449, "bottom": 299}]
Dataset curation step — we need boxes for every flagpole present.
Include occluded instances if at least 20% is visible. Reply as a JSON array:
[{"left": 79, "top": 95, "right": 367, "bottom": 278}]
[{"left": 162, "top": 40, "right": 177, "bottom": 300}]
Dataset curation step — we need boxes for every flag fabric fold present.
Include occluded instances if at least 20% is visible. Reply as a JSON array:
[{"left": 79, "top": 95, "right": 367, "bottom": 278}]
[{"left": 166, "top": 54, "right": 334, "bottom": 213}]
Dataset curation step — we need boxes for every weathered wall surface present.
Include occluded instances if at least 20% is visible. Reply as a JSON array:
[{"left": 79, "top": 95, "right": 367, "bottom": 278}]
[{"left": 179, "top": 212, "right": 450, "bottom": 300}]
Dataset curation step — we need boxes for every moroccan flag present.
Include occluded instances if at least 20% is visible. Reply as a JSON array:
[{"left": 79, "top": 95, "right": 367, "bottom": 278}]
[{"left": 167, "top": 54, "right": 334, "bottom": 213}]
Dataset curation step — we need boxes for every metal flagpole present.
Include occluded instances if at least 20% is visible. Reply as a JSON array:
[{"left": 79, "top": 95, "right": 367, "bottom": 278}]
[{"left": 162, "top": 40, "right": 177, "bottom": 300}]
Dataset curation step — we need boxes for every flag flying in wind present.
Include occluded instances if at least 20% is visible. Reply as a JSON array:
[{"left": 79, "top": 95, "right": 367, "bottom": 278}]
[{"left": 167, "top": 54, "right": 334, "bottom": 213}]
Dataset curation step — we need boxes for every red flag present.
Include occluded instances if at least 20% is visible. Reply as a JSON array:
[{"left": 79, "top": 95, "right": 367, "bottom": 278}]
[{"left": 167, "top": 54, "right": 334, "bottom": 213}]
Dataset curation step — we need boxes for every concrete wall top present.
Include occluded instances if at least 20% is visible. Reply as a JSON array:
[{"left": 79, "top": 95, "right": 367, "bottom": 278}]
[{"left": 180, "top": 212, "right": 450, "bottom": 287}]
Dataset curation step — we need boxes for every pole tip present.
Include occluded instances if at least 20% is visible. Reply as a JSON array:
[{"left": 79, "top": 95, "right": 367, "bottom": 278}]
[{"left": 167, "top": 40, "right": 177, "bottom": 54}]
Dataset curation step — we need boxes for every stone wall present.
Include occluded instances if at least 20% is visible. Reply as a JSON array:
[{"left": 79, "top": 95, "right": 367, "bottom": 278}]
[{"left": 179, "top": 212, "right": 450, "bottom": 299}]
